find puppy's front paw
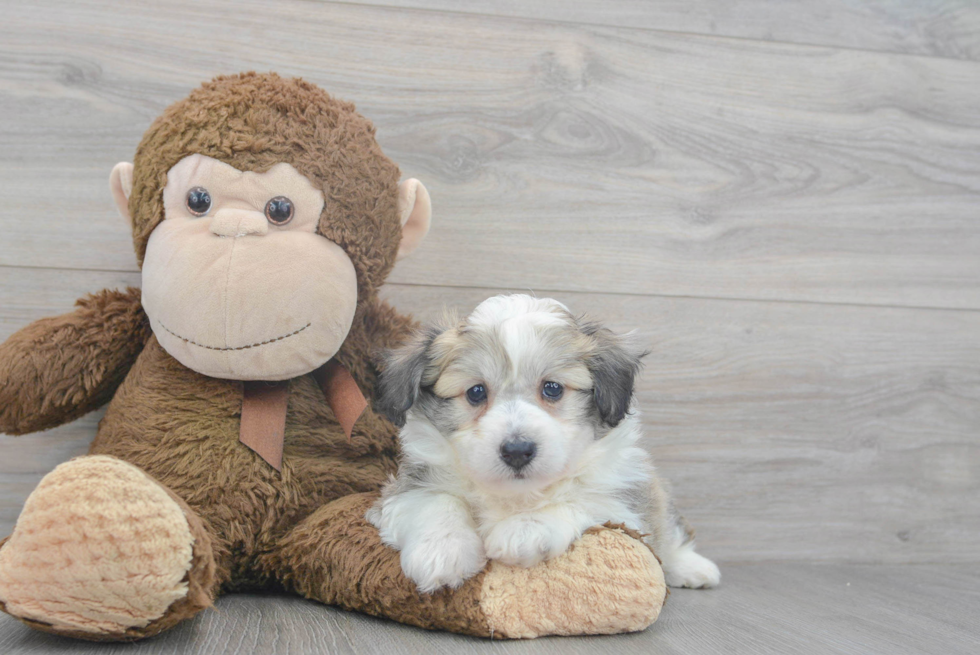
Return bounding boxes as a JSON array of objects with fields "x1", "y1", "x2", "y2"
[
  {"x1": 662, "y1": 546, "x2": 721, "y2": 589},
  {"x1": 483, "y1": 515, "x2": 576, "y2": 568},
  {"x1": 400, "y1": 529, "x2": 487, "y2": 594}
]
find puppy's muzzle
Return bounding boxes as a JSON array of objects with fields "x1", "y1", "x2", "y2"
[{"x1": 499, "y1": 439, "x2": 537, "y2": 471}]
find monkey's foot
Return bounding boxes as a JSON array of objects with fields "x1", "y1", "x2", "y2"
[
  {"x1": 477, "y1": 525, "x2": 667, "y2": 637},
  {"x1": 0, "y1": 455, "x2": 215, "y2": 641}
]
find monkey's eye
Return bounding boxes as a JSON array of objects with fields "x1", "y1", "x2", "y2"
[
  {"x1": 466, "y1": 384, "x2": 488, "y2": 405},
  {"x1": 542, "y1": 381, "x2": 564, "y2": 401},
  {"x1": 265, "y1": 196, "x2": 294, "y2": 225},
  {"x1": 186, "y1": 187, "x2": 212, "y2": 216}
]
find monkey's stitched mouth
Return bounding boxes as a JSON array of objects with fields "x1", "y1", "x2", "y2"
[{"x1": 157, "y1": 321, "x2": 312, "y2": 351}]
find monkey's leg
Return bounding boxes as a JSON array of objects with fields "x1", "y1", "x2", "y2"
[
  {"x1": 262, "y1": 493, "x2": 667, "y2": 638},
  {"x1": 0, "y1": 455, "x2": 218, "y2": 641}
]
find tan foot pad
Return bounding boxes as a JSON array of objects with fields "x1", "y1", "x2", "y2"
[
  {"x1": 0, "y1": 456, "x2": 195, "y2": 635},
  {"x1": 480, "y1": 526, "x2": 667, "y2": 638}
]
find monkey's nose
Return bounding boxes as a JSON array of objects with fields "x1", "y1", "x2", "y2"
[
  {"x1": 209, "y1": 209, "x2": 269, "y2": 237},
  {"x1": 499, "y1": 439, "x2": 537, "y2": 471}
]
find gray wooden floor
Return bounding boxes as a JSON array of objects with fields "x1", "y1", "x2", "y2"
[
  {"x1": 1, "y1": 1, "x2": 979, "y2": 653},
  {"x1": 2, "y1": 563, "x2": 978, "y2": 655}
]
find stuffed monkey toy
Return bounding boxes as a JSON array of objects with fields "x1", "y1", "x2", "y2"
[{"x1": 0, "y1": 73, "x2": 666, "y2": 641}]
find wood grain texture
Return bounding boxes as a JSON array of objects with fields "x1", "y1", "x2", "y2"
[
  {"x1": 2, "y1": 273, "x2": 978, "y2": 564},
  {"x1": 1, "y1": 1, "x2": 979, "y2": 307},
  {"x1": 0, "y1": 563, "x2": 976, "y2": 655},
  {"x1": 344, "y1": 0, "x2": 980, "y2": 62}
]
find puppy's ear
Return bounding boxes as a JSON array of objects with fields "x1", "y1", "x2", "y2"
[
  {"x1": 376, "y1": 326, "x2": 442, "y2": 427},
  {"x1": 582, "y1": 323, "x2": 647, "y2": 428}
]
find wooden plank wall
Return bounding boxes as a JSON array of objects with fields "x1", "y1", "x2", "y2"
[
  {"x1": 347, "y1": 0, "x2": 980, "y2": 60},
  {"x1": 1, "y1": 0, "x2": 978, "y2": 567}
]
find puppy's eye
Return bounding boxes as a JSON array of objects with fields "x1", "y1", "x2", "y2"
[
  {"x1": 186, "y1": 187, "x2": 212, "y2": 216},
  {"x1": 466, "y1": 384, "x2": 487, "y2": 405},
  {"x1": 542, "y1": 381, "x2": 564, "y2": 401},
  {"x1": 265, "y1": 196, "x2": 294, "y2": 225}
]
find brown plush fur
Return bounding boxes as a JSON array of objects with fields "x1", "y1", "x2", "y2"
[
  {"x1": 0, "y1": 73, "x2": 664, "y2": 641},
  {"x1": 0, "y1": 288, "x2": 150, "y2": 435},
  {"x1": 264, "y1": 493, "x2": 492, "y2": 637}
]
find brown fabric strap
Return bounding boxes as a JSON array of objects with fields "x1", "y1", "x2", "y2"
[
  {"x1": 239, "y1": 381, "x2": 290, "y2": 472},
  {"x1": 314, "y1": 360, "x2": 367, "y2": 443},
  {"x1": 238, "y1": 361, "x2": 365, "y2": 471}
]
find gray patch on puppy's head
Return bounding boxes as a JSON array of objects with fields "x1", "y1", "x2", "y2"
[
  {"x1": 579, "y1": 320, "x2": 648, "y2": 428},
  {"x1": 375, "y1": 325, "x2": 443, "y2": 427}
]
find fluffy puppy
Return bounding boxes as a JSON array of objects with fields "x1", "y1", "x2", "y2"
[{"x1": 367, "y1": 294, "x2": 720, "y2": 593}]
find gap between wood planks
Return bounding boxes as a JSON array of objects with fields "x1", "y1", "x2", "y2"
[{"x1": 2, "y1": 264, "x2": 979, "y2": 316}]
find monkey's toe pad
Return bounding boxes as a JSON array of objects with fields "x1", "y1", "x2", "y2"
[
  {"x1": 0, "y1": 456, "x2": 195, "y2": 637},
  {"x1": 480, "y1": 526, "x2": 667, "y2": 638}
]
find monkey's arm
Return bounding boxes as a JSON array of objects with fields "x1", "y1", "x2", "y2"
[{"x1": 0, "y1": 287, "x2": 151, "y2": 435}]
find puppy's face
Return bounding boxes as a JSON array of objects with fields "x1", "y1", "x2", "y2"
[{"x1": 378, "y1": 295, "x2": 644, "y2": 494}]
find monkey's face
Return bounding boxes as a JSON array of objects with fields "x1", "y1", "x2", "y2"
[
  {"x1": 139, "y1": 154, "x2": 359, "y2": 380},
  {"x1": 109, "y1": 75, "x2": 432, "y2": 381}
]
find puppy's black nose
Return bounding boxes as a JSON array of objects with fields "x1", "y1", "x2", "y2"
[{"x1": 499, "y1": 440, "x2": 537, "y2": 471}]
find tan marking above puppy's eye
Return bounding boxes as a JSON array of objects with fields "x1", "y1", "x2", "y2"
[
  {"x1": 186, "y1": 187, "x2": 212, "y2": 216},
  {"x1": 265, "y1": 196, "x2": 294, "y2": 225}
]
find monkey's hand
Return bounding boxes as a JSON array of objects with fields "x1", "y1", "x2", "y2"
[{"x1": 0, "y1": 288, "x2": 150, "y2": 435}]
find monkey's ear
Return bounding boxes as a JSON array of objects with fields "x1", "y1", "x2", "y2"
[
  {"x1": 396, "y1": 179, "x2": 431, "y2": 260},
  {"x1": 109, "y1": 162, "x2": 134, "y2": 227}
]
